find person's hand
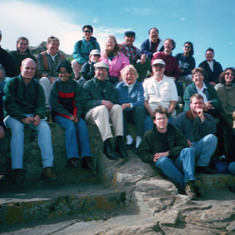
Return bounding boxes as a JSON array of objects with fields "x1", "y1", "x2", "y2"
[
  {"x1": 187, "y1": 139, "x2": 193, "y2": 147},
  {"x1": 102, "y1": 100, "x2": 114, "y2": 110},
  {"x1": 210, "y1": 82, "x2": 216, "y2": 87},
  {"x1": 140, "y1": 54, "x2": 146, "y2": 64},
  {"x1": 153, "y1": 151, "x2": 169, "y2": 162},
  {"x1": 121, "y1": 103, "x2": 131, "y2": 110},
  {"x1": 33, "y1": 115, "x2": 40, "y2": 126},
  {"x1": 196, "y1": 107, "x2": 205, "y2": 122},
  {"x1": 21, "y1": 116, "x2": 34, "y2": 124}
]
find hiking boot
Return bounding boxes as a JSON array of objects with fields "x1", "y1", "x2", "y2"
[
  {"x1": 42, "y1": 167, "x2": 57, "y2": 181},
  {"x1": 68, "y1": 157, "x2": 80, "y2": 168},
  {"x1": 12, "y1": 169, "x2": 24, "y2": 184},
  {"x1": 185, "y1": 181, "x2": 197, "y2": 200},
  {"x1": 81, "y1": 156, "x2": 95, "y2": 171}
]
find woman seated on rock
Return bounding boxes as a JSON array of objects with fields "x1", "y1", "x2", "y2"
[
  {"x1": 215, "y1": 67, "x2": 235, "y2": 116},
  {"x1": 184, "y1": 67, "x2": 232, "y2": 157},
  {"x1": 116, "y1": 65, "x2": 146, "y2": 151},
  {"x1": 100, "y1": 35, "x2": 130, "y2": 86},
  {"x1": 175, "y1": 41, "x2": 195, "y2": 87},
  {"x1": 10, "y1": 37, "x2": 36, "y2": 75},
  {"x1": 49, "y1": 60, "x2": 94, "y2": 170}
]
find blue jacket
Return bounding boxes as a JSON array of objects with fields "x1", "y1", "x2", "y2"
[
  {"x1": 116, "y1": 81, "x2": 144, "y2": 110},
  {"x1": 73, "y1": 36, "x2": 100, "y2": 64}
]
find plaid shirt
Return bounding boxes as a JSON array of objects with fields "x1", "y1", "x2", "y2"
[{"x1": 119, "y1": 43, "x2": 143, "y2": 64}]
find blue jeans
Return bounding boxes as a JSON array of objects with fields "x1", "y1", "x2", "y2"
[
  {"x1": 155, "y1": 148, "x2": 195, "y2": 189},
  {"x1": 4, "y1": 115, "x2": 54, "y2": 169},
  {"x1": 53, "y1": 115, "x2": 92, "y2": 159},
  {"x1": 228, "y1": 162, "x2": 235, "y2": 175},
  {"x1": 191, "y1": 134, "x2": 217, "y2": 166}
]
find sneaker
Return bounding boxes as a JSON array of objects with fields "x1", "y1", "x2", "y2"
[
  {"x1": 12, "y1": 169, "x2": 24, "y2": 184},
  {"x1": 185, "y1": 181, "x2": 197, "y2": 200},
  {"x1": 42, "y1": 167, "x2": 57, "y2": 181},
  {"x1": 68, "y1": 157, "x2": 80, "y2": 168}
]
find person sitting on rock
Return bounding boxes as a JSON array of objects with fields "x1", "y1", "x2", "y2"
[
  {"x1": 82, "y1": 61, "x2": 127, "y2": 160},
  {"x1": 173, "y1": 94, "x2": 217, "y2": 174},
  {"x1": 37, "y1": 36, "x2": 66, "y2": 107},
  {"x1": 4, "y1": 58, "x2": 57, "y2": 184},
  {"x1": 10, "y1": 36, "x2": 36, "y2": 75},
  {"x1": 72, "y1": 25, "x2": 100, "y2": 80},
  {"x1": 49, "y1": 60, "x2": 94, "y2": 170},
  {"x1": 138, "y1": 106, "x2": 198, "y2": 200},
  {"x1": 119, "y1": 31, "x2": 151, "y2": 82},
  {"x1": 79, "y1": 49, "x2": 101, "y2": 86},
  {"x1": 116, "y1": 65, "x2": 146, "y2": 151}
]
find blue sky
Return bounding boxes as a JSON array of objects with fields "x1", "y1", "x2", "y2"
[{"x1": 0, "y1": 0, "x2": 235, "y2": 68}]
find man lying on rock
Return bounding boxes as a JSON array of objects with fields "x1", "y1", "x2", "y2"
[{"x1": 137, "y1": 106, "x2": 198, "y2": 200}]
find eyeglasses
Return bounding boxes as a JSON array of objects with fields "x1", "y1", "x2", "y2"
[
  {"x1": 225, "y1": 72, "x2": 234, "y2": 76},
  {"x1": 193, "y1": 74, "x2": 203, "y2": 78},
  {"x1": 59, "y1": 71, "x2": 69, "y2": 75},
  {"x1": 84, "y1": 30, "x2": 92, "y2": 33},
  {"x1": 156, "y1": 117, "x2": 167, "y2": 121},
  {"x1": 184, "y1": 45, "x2": 191, "y2": 49},
  {"x1": 153, "y1": 65, "x2": 165, "y2": 68}
]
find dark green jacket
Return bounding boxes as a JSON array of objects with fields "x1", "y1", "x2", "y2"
[
  {"x1": 137, "y1": 124, "x2": 189, "y2": 164},
  {"x1": 82, "y1": 77, "x2": 118, "y2": 115},
  {"x1": 4, "y1": 75, "x2": 46, "y2": 121}
]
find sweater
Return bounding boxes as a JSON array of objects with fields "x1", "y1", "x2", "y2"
[
  {"x1": 175, "y1": 53, "x2": 196, "y2": 76},
  {"x1": 82, "y1": 77, "x2": 118, "y2": 115},
  {"x1": 137, "y1": 124, "x2": 189, "y2": 163},
  {"x1": 73, "y1": 36, "x2": 100, "y2": 65},
  {"x1": 173, "y1": 110, "x2": 216, "y2": 142},
  {"x1": 49, "y1": 78, "x2": 82, "y2": 119},
  {"x1": 4, "y1": 75, "x2": 46, "y2": 120}
]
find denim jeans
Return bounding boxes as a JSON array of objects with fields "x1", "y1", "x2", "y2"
[
  {"x1": 155, "y1": 148, "x2": 195, "y2": 189},
  {"x1": 228, "y1": 162, "x2": 235, "y2": 175},
  {"x1": 53, "y1": 115, "x2": 92, "y2": 159},
  {"x1": 4, "y1": 115, "x2": 54, "y2": 169},
  {"x1": 191, "y1": 134, "x2": 217, "y2": 166}
]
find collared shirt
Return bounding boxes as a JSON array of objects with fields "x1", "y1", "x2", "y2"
[
  {"x1": 119, "y1": 43, "x2": 143, "y2": 64},
  {"x1": 195, "y1": 82, "x2": 209, "y2": 102},
  {"x1": 207, "y1": 61, "x2": 214, "y2": 71}
]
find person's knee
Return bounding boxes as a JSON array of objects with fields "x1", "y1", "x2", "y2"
[
  {"x1": 205, "y1": 134, "x2": 218, "y2": 145},
  {"x1": 228, "y1": 162, "x2": 235, "y2": 175},
  {"x1": 155, "y1": 156, "x2": 171, "y2": 169}
]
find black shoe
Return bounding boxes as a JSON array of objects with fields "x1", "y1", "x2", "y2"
[
  {"x1": 103, "y1": 145, "x2": 119, "y2": 160},
  {"x1": 125, "y1": 141, "x2": 135, "y2": 151},
  {"x1": 12, "y1": 169, "x2": 24, "y2": 184},
  {"x1": 82, "y1": 156, "x2": 95, "y2": 171},
  {"x1": 185, "y1": 181, "x2": 197, "y2": 200},
  {"x1": 196, "y1": 166, "x2": 216, "y2": 174},
  {"x1": 68, "y1": 157, "x2": 80, "y2": 168},
  {"x1": 42, "y1": 167, "x2": 57, "y2": 181},
  {"x1": 115, "y1": 145, "x2": 128, "y2": 158}
]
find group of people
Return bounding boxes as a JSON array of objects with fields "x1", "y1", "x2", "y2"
[{"x1": 0, "y1": 25, "x2": 235, "y2": 200}]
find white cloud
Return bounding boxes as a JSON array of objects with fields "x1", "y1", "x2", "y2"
[
  {"x1": 93, "y1": 18, "x2": 98, "y2": 24},
  {"x1": 0, "y1": 1, "x2": 129, "y2": 54},
  {"x1": 180, "y1": 17, "x2": 187, "y2": 21}
]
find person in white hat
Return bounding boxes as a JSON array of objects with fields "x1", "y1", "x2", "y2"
[
  {"x1": 82, "y1": 62, "x2": 127, "y2": 160},
  {"x1": 143, "y1": 59, "x2": 178, "y2": 131}
]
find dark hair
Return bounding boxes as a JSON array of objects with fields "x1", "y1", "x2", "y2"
[
  {"x1": 16, "y1": 36, "x2": 30, "y2": 53},
  {"x1": 148, "y1": 27, "x2": 159, "y2": 34},
  {"x1": 192, "y1": 67, "x2": 205, "y2": 77},
  {"x1": 219, "y1": 67, "x2": 235, "y2": 84},
  {"x1": 206, "y1": 47, "x2": 214, "y2": 54},
  {"x1": 57, "y1": 60, "x2": 72, "y2": 74},
  {"x1": 184, "y1": 41, "x2": 194, "y2": 56},
  {"x1": 190, "y1": 93, "x2": 204, "y2": 103},
  {"x1": 152, "y1": 106, "x2": 170, "y2": 120},
  {"x1": 82, "y1": 25, "x2": 93, "y2": 32},
  {"x1": 47, "y1": 36, "x2": 59, "y2": 44},
  {"x1": 164, "y1": 38, "x2": 176, "y2": 50}
]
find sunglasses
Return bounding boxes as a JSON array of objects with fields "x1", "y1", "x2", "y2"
[
  {"x1": 153, "y1": 64, "x2": 165, "y2": 68},
  {"x1": 225, "y1": 72, "x2": 234, "y2": 76},
  {"x1": 84, "y1": 30, "x2": 92, "y2": 33},
  {"x1": 184, "y1": 46, "x2": 191, "y2": 49}
]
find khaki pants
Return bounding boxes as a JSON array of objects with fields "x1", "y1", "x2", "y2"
[{"x1": 85, "y1": 104, "x2": 123, "y2": 142}]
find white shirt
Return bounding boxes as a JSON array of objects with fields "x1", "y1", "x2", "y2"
[
  {"x1": 207, "y1": 61, "x2": 214, "y2": 72},
  {"x1": 143, "y1": 75, "x2": 178, "y2": 116},
  {"x1": 196, "y1": 82, "x2": 208, "y2": 102}
]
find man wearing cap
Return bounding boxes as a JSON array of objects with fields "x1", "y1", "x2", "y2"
[
  {"x1": 79, "y1": 49, "x2": 101, "y2": 86},
  {"x1": 0, "y1": 30, "x2": 17, "y2": 77},
  {"x1": 82, "y1": 62, "x2": 127, "y2": 160},
  {"x1": 143, "y1": 59, "x2": 178, "y2": 131},
  {"x1": 119, "y1": 31, "x2": 151, "y2": 82},
  {"x1": 72, "y1": 25, "x2": 100, "y2": 80}
]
